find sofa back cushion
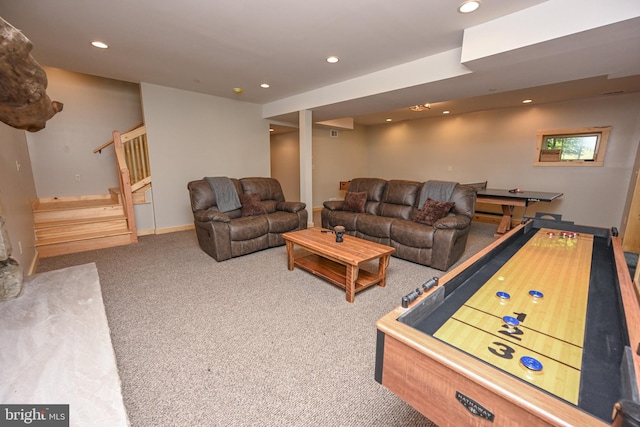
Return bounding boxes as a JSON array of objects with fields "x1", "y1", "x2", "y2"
[
  {"x1": 347, "y1": 178, "x2": 387, "y2": 215},
  {"x1": 379, "y1": 180, "x2": 421, "y2": 220},
  {"x1": 240, "y1": 177, "x2": 285, "y2": 214},
  {"x1": 450, "y1": 184, "x2": 476, "y2": 219},
  {"x1": 188, "y1": 178, "x2": 242, "y2": 213}
]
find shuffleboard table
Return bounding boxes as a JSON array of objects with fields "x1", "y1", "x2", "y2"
[{"x1": 375, "y1": 217, "x2": 640, "y2": 426}]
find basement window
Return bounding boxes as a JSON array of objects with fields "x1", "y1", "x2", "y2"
[{"x1": 533, "y1": 126, "x2": 611, "y2": 167}]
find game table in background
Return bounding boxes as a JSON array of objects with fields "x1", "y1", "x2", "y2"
[
  {"x1": 476, "y1": 188, "x2": 563, "y2": 237},
  {"x1": 375, "y1": 217, "x2": 640, "y2": 426}
]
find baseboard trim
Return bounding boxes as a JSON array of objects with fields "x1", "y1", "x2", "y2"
[
  {"x1": 27, "y1": 251, "x2": 39, "y2": 276},
  {"x1": 154, "y1": 224, "x2": 195, "y2": 235}
]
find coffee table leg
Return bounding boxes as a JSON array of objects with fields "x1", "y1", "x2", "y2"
[
  {"x1": 285, "y1": 241, "x2": 294, "y2": 271},
  {"x1": 345, "y1": 265, "x2": 358, "y2": 303},
  {"x1": 377, "y1": 255, "x2": 390, "y2": 287}
]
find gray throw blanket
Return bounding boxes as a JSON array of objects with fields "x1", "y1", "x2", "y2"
[
  {"x1": 418, "y1": 180, "x2": 458, "y2": 209},
  {"x1": 204, "y1": 176, "x2": 242, "y2": 213}
]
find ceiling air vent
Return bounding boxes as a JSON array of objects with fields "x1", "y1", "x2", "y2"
[{"x1": 603, "y1": 90, "x2": 625, "y2": 96}]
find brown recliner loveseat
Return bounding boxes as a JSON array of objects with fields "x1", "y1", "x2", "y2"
[
  {"x1": 187, "y1": 177, "x2": 307, "y2": 261},
  {"x1": 321, "y1": 178, "x2": 476, "y2": 270}
]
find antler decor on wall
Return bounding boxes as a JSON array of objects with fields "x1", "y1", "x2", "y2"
[{"x1": 0, "y1": 16, "x2": 63, "y2": 132}]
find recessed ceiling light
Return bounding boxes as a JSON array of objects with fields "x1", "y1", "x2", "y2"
[
  {"x1": 409, "y1": 103, "x2": 431, "y2": 112},
  {"x1": 260, "y1": 83, "x2": 270, "y2": 88},
  {"x1": 458, "y1": 1, "x2": 481, "y2": 13},
  {"x1": 326, "y1": 56, "x2": 339, "y2": 64},
  {"x1": 385, "y1": 118, "x2": 392, "y2": 122},
  {"x1": 443, "y1": 111, "x2": 451, "y2": 115},
  {"x1": 522, "y1": 99, "x2": 533, "y2": 104},
  {"x1": 91, "y1": 41, "x2": 109, "y2": 49}
]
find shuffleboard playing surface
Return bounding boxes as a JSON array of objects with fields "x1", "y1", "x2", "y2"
[{"x1": 433, "y1": 228, "x2": 593, "y2": 404}]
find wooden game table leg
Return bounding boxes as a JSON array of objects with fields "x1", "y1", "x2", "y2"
[
  {"x1": 345, "y1": 264, "x2": 359, "y2": 303},
  {"x1": 496, "y1": 204, "x2": 515, "y2": 236}
]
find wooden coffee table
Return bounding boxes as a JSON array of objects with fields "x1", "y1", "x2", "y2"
[{"x1": 282, "y1": 228, "x2": 395, "y2": 303}]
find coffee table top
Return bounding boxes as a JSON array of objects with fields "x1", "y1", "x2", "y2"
[{"x1": 283, "y1": 228, "x2": 395, "y2": 265}]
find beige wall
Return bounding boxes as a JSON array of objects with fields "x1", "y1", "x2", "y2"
[
  {"x1": 140, "y1": 83, "x2": 271, "y2": 230},
  {"x1": 364, "y1": 93, "x2": 640, "y2": 229},
  {"x1": 270, "y1": 131, "x2": 300, "y2": 201},
  {"x1": 26, "y1": 67, "x2": 143, "y2": 197},
  {"x1": 312, "y1": 125, "x2": 369, "y2": 205},
  {"x1": 270, "y1": 125, "x2": 369, "y2": 208},
  {"x1": 0, "y1": 123, "x2": 38, "y2": 272},
  {"x1": 275, "y1": 94, "x2": 640, "y2": 230}
]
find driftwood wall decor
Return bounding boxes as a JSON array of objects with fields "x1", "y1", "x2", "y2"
[{"x1": 0, "y1": 16, "x2": 62, "y2": 132}]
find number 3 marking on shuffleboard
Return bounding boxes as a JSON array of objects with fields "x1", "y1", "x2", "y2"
[{"x1": 488, "y1": 342, "x2": 516, "y2": 359}]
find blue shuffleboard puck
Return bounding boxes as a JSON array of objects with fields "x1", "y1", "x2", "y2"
[
  {"x1": 520, "y1": 356, "x2": 543, "y2": 373},
  {"x1": 529, "y1": 290, "x2": 544, "y2": 299},
  {"x1": 502, "y1": 315, "x2": 520, "y2": 328},
  {"x1": 496, "y1": 291, "x2": 510, "y2": 300}
]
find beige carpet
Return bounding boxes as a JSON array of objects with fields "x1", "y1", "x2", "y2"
[{"x1": 36, "y1": 222, "x2": 497, "y2": 427}]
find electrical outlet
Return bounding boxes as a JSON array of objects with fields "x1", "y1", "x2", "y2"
[
  {"x1": 18, "y1": 241, "x2": 23, "y2": 255},
  {"x1": 75, "y1": 174, "x2": 81, "y2": 181},
  {"x1": 15, "y1": 160, "x2": 21, "y2": 171}
]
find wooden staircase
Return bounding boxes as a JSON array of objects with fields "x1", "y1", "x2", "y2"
[
  {"x1": 33, "y1": 194, "x2": 136, "y2": 258},
  {"x1": 33, "y1": 124, "x2": 150, "y2": 258}
]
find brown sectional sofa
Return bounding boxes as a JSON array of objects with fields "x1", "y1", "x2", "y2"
[
  {"x1": 187, "y1": 177, "x2": 307, "y2": 261},
  {"x1": 321, "y1": 178, "x2": 476, "y2": 270}
]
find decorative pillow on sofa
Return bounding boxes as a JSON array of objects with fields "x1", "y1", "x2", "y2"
[
  {"x1": 239, "y1": 193, "x2": 267, "y2": 217},
  {"x1": 343, "y1": 191, "x2": 367, "y2": 213},
  {"x1": 415, "y1": 198, "x2": 455, "y2": 225}
]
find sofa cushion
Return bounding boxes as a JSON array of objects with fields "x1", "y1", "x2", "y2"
[
  {"x1": 229, "y1": 216, "x2": 269, "y2": 241},
  {"x1": 343, "y1": 191, "x2": 367, "y2": 213},
  {"x1": 379, "y1": 180, "x2": 420, "y2": 220},
  {"x1": 390, "y1": 219, "x2": 435, "y2": 249},
  {"x1": 240, "y1": 193, "x2": 267, "y2": 217},
  {"x1": 266, "y1": 211, "x2": 301, "y2": 234},
  {"x1": 357, "y1": 214, "x2": 393, "y2": 239},
  {"x1": 415, "y1": 198, "x2": 455, "y2": 225}
]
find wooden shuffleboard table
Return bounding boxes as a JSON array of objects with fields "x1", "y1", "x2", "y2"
[{"x1": 375, "y1": 218, "x2": 640, "y2": 426}]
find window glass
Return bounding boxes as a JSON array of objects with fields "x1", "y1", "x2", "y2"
[{"x1": 534, "y1": 127, "x2": 610, "y2": 167}]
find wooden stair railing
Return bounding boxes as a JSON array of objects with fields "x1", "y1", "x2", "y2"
[
  {"x1": 120, "y1": 126, "x2": 150, "y2": 186},
  {"x1": 113, "y1": 130, "x2": 138, "y2": 243}
]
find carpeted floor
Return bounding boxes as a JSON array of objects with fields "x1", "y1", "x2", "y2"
[{"x1": 36, "y1": 222, "x2": 497, "y2": 427}]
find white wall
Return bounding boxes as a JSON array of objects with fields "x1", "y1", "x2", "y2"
[
  {"x1": 364, "y1": 93, "x2": 640, "y2": 229},
  {"x1": 140, "y1": 83, "x2": 271, "y2": 230},
  {"x1": 26, "y1": 68, "x2": 143, "y2": 197},
  {"x1": 0, "y1": 123, "x2": 38, "y2": 271}
]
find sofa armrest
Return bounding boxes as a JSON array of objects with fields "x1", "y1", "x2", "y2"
[
  {"x1": 277, "y1": 201, "x2": 306, "y2": 213},
  {"x1": 194, "y1": 208, "x2": 231, "y2": 223},
  {"x1": 323, "y1": 200, "x2": 344, "y2": 211},
  {"x1": 434, "y1": 215, "x2": 470, "y2": 230}
]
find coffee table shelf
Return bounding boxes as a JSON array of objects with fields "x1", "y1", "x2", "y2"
[
  {"x1": 295, "y1": 254, "x2": 383, "y2": 293},
  {"x1": 283, "y1": 228, "x2": 395, "y2": 302}
]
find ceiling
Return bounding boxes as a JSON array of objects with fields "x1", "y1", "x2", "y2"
[{"x1": 1, "y1": 0, "x2": 640, "y2": 129}]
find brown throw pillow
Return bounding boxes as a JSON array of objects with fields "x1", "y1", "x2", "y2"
[
  {"x1": 415, "y1": 198, "x2": 455, "y2": 225},
  {"x1": 239, "y1": 193, "x2": 266, "y2": 217},
  {"x1": 342, "y1": 191, "x2": 367, "y2": 213}
]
